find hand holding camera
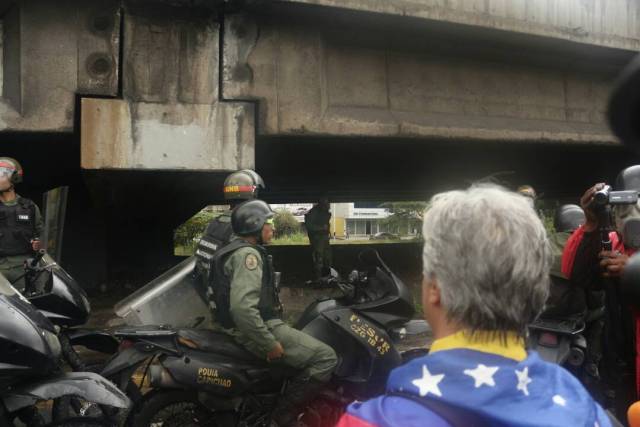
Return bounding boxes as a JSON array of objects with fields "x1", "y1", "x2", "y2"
[{"x1": 580, "y1": 183, "x2": 607, "y2": 232}]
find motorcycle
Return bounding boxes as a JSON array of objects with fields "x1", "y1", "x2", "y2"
[
  {"x1": 101, "y1": 249, "x2": 429, "y2": 427},
  {"x1": 527, "y1": 275, "x2": 596, "y2": 366},
  {"x1": 18, "y1": 251, "x2": 119, "y2": 366},
  {"x1": 527, "y1": 273, "x2": 609, "y2": 412},
  {"x1": 13, "y1": 250, "x2": 121, "y2": 421},
  {"x1": 0, "y1": 271, "x2": 130, "y2": 426}
]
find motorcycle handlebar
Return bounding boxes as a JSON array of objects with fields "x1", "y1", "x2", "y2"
[{"x1": 29, "y1": 249, "x2": 46, "y2": 268}]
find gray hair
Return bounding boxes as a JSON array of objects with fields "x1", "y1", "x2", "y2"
[{"x1": 422, "y1": 184, "x2": 551, "y2": 337}]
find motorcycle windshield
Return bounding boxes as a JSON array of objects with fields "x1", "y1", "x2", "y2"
[
  {"x1": 42, "y1": 253, "x2": 91, "y2": 317},
  {"x1": 353, "y1": 249, "x2": 415, "y2": 326},
  {"x1": 0, "y1": 272, "x2": 18, "y2": 296},
  {"x1": 0, "y1": 273, "x2": 56, "y2": 333},
  {"x1": 113, "y1": 256, "x2": 213, "y2": 328}
]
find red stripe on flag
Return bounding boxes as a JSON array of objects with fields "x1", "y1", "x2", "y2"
[{"x1": 335, "y1": 413, "x2": 378, "y2": 427}]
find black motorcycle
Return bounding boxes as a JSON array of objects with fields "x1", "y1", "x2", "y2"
[
  {"x1": 527, "y1": 274, "x2": 607, "y2": 390},
  {"x1": 0, "y1": 272, "x2": 130, "y2": 426},
  {"x1": 14, "y1": 250, "x2": 120, "y2": 421},
  {"x1": 101, "y1": 249, "x2": 428, "y2": 427},
  {"x1": 19, "y1": 251, "x2": 119, "y2": 367}
]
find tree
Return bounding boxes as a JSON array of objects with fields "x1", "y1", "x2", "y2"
[
  {"x1": 380, "y1": 202, "x2": 428, "y2": 236},
  {"x1": 174, "y1": 210, "x2": 218, "y2": 249},
  {"x1": 274, "y1": 209, "x2": 301, "y2": 237}
]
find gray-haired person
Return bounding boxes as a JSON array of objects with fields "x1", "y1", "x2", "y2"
[{"x1": 338, "y1": 184, "x2": 612, "y2": 427}]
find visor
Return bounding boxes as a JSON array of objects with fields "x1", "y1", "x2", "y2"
[
  {"x1": 0, "y1": 167, "x2": 14, "y2": 178},
  {"x1": 265, "y1": 218, "x2": 276, "y2": 230}
]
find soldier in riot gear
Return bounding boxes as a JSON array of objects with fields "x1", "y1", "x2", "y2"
[
  {"x1": 551, "y1": 204, "x2": 585, "y2": 277},
  {"x1": 0, "y1": 157, "x2": 43, "y2": 290},
  {"x1": 195, "y1": 169, "x2": 265, "y2": 287},
  {"x1": 207, "y1": 200, "x2": 337, "y2": 427}
]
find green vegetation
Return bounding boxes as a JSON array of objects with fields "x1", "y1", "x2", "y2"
[
  {"x1": 174, "y1": 210, "x2": 219, "y2": 255},
  {"x1": 174, "y1": 204, "x2": 425, "y2": 256},
  {"x1": 270, "y1": 232, "x2": 310, "y2": 246},
  {"x1": 273, "y1": 209, "x2": 301, "y2": 237},
  {"x1": 380, "y1": 201, "x2": 427, "y2": 236}
]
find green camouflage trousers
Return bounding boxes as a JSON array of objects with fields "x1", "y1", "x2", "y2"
[{"x1": 234, "y1": 319, "x2": 337, "y2": 382}]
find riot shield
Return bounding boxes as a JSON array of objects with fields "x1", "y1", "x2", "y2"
[
  {"x1": 113, "y1": 256, "x2": 213, "y2": 328},
  {"x1": 41, "y1": 186, "x2": 69, "y2": 263}
]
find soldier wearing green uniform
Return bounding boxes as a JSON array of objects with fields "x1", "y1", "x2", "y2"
[
  {"x1": 0, "y1": 158, "x2": 43, "y2": 291},
  {"x1": 304, "y1": 198, "x2": 332, "y2": 280},
  {"x1": 208, "y1": 200, "x2": 337, "y2": 427},
  {"x1": 550, "y1": 205, "x2": 585, "y2": 277},
  {"x1": 195, "y1": 170, "x2": 265, "y2": 289}
]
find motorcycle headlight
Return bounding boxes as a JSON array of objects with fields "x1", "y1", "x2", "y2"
[{"x1": 43, "y1": 330, "x2": 62, "y2": 360}]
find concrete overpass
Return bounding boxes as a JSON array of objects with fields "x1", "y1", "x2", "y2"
[{"x1": 0, "y1": 0, "x2": 638, "y2": 286}]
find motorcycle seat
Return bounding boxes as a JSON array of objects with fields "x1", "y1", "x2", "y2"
[{"x1": 176, "y1": 329, "x2": 263, "y2": 362}]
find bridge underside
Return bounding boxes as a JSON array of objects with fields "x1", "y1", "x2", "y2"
[
  {"x1": 2, "y1": 0, "x2": 640, "y2": 288},
  {"x1": 2, "y1": 133, "x2": 636, "y2": 289}
]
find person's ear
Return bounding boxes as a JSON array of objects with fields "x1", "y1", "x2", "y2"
[{"x1": 422, "y1": 274, "x2": 441, "y2": 307}]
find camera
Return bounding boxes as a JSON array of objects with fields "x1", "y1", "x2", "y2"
[{"x1": 593, "y1": 185, "x2": 638, "y2": 206}]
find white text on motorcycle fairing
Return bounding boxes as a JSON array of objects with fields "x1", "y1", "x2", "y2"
[
  {"x1": 349, "y1": 314, "x2": 391, "y2": 355},
  {"x1": 197, "y1": 367, "x2": 232, "y2": 388}
]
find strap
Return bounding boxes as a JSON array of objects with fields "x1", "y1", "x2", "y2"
[
  {"x1": 212, "y1": 239, "x2": 253, "y2": 263},
  {"x1": 387, "y1": 391, "x2": 488, "y2": 427}
]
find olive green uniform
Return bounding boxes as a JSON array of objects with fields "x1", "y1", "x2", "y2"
[
  {"x1": 0, "y1": 196, "x2": 43, "y2": 289},
  {"x1": 550, "y1": 231, "x2": 571, "y2": 278},
  {"x1": 543, "y1": 231, "x2": 585, "y2": 316},
  {"x1": 305, "y1": 206, "x2": 332, "y2": 280},
  {"x1": 221, "y1": 246, "x2": 337, "y2": 382}
]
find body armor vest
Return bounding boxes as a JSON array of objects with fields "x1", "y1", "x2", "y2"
[
  {"x1": 207, "y1": 239, "x2": 281, "y2": 329},
  {"x1": 0, "y1": 198, "x2": 36, "y2": 257},
  {"x1": 195, "y1": 212, "x2": 233, "y2": 283}
]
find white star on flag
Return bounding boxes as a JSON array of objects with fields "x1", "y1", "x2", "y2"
[
  {"x1": 515, "y1": 367, "x2": 532, "y2": 396},
  {"x1": 463, "y1": 364, "x2": 499, "y2": 388},
  {"x1": 553, "y1": 395, "x2": 567, "y2": 407},
  {"x1": 412, "y1": 365, "x2": 445, "y2": 397}
]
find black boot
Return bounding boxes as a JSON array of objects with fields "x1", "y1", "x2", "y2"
[{"x1": 271, "y1": 378, "x2": 325, "y2": 427}]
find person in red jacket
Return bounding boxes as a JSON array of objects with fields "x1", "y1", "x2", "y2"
[{"x1": 562, "y1": 165, "x2": 640, "y2": 416}]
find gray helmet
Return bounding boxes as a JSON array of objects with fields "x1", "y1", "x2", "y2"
[
  {"x1": 0, "y1": 157, "x2": 23, "y2": 184},
  {"x1": 223, "y1": 169, "x2": 265, "y2": 201},
  {"x1": 554, "y1": 204, "x2": 585, "y2": 233},
  {"x1": 615, "y1": 165, "x2": 640, "y2": 191},
  {"x1": 232, "y1": 199, "x2": 274, "y2": 236}
]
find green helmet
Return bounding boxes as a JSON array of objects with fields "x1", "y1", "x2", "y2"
[
  {"x1": 0, "y1": 157, "x2": 23, "y2": 184},
  {"x1": 223, "y1": 169, "x2": 265, "y2": 202},
  {"x1": 232, "y1": 200, "x2": 274, "y2": 236}
]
